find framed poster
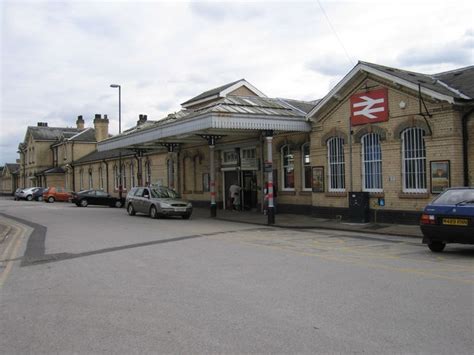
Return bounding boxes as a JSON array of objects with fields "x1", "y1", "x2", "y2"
[
  {"x1": 312, "y1": 166, "x2": 324, "y2": 192},
  {"x1": 202, "y1": 173, "x2": 210, "y2": 192},
  {"x1": 430, "y1": 160, "x2": 450, "y2": 194}
]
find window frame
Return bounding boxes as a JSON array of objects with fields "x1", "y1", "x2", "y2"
[
  {"x1": 401, "y1": 127, "x2": 427, "y2": 193},
  {"x1": 361, "y1": 133, "x2": 383, "y2": 193},
  {"x1": 301, "y1": 143, "x2": 311, "y2": 191},
  {"x1": 281, "y1": 144, "x2": 295, "y2": 191},
  {"x1": 327, "y1": 137, "x2": 345, "y2": 192}
]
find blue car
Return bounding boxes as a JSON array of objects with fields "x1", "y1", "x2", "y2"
[{"x1": 420, "y1": 187, "x2": 474, "y2": 252}]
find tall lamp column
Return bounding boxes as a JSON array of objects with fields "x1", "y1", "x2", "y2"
[{"x1": 110, "y1": 84, "x2": 122, "y2": 199}]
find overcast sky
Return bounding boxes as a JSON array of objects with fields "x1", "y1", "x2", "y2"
[{"x1": 1, "y1": 0, "x2": 473, "y2": 164}]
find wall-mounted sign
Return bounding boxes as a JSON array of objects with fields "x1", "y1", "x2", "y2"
[
  {"x1": 430, "y1": 160, "x2": 450, "y2": 194},
  {"x1": 312, "y1": 166, "x2": 324, "y2": 192},
  {"x1": 350, "y1": 88, "x2": 389, "y2": 126}
]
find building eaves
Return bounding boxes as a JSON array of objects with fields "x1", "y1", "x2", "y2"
[{"x1": 74, "y1": 148, "x2": 136, "y2": 165}]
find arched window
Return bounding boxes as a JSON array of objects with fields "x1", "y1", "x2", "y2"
[
  {"x1": 79, "y1": 168, "x2": 84, "y2": 190},
  {"x1": 122, "y1": 163, "x2": 127, "y2": 190},
  {"x1": 361, "y1": 133, "x2": 383, "y2": 192},
  {"x1": 88, "y1": 168, "x2": 93, "y2": 189},
  {"x1": 144, "y1": 160, "x2": 151, "y2": 186},
  {"x1": 130, "y1": 162, "x2": 135, "y2": 188},
  {"x1": 301, "y1": 143, "x2": 311, "y2": 191},
  {"x1": 402, "y1": 127, "x2": 426, "y2": 193},
  {"x1": 327, "y1": 137, "x2": 345, "y2": 192},
  {"x1": 99, "y1": 166, "x2": 104, "y2": 189},
  {"x1": 114, "y1": 165, "x2": 119, "y2": 190},
  {"x1": 281, "y1": 145, "x2": 294, "y2": 190}
]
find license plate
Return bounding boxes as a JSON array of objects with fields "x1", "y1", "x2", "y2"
[
  {"x1": 442, "y1": 218, "x2": 468, "y2": 226},
  {"x1": 175, "y1": 207, "x2": 187, "y2": 212}
]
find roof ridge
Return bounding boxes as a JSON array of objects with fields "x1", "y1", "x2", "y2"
[{"x1": 434, "y1": 65, "x2": 474, "y2": 76}]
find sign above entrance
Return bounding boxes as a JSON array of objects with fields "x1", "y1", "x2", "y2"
[{"x1": 350, "y1": 88, "x2": 388, "y2": 126}]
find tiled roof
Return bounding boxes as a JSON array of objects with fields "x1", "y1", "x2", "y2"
[
  {"x1": 28, "y1": 126, "x2": 82, "y2": 141},
  {"x1": 181, "y1": 79, "x2": 244, "y2": 106},
  {"x1": 434, "y1": 66, "x2": 474, "y2": 99},
  {"x1": 279, "y1": 98, "x2": 319, "y2": 114},
  {"x1": 361, "y1": 61, "x2": 473, "y2": 99},
  {"x1": 74, "y1": 148, "x2": 136, "y2": 165}
]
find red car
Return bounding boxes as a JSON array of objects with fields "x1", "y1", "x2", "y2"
[{"x1": 43, "y1": 187, "x2": 72, "y2": 203}]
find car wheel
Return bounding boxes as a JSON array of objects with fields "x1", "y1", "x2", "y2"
[
  {"x1": 80, "y1": 199, "x2": 88, "y2": 207},
  {"x1": 48, "y1": 196, "x2": 55, "y2": 203},
  {"x1": 26, "y1": 195, "x2": 33, "y2": 201},
  {"x1": 150, "y1": 205, "x2": 159, "y2": 219},
  {"x1": 428, "y1": 241, "x2": 446, "y2": 253},
  {"x1": 114, "y1": 200, "x2": 123, "y2": 208},
  {"x1": 37, "y1": 196, "x2": 43, "y2": 202},
  {"x1": 127, "y1": 203, "x2": 136, "y2": 216},
  {"x1": 182, "y1": 213, "x2": 191, "y2": 220}
]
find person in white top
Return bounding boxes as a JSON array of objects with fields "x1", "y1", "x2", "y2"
[{"x1": 229, "y1": 183, "x2": 241, "y2": 211}]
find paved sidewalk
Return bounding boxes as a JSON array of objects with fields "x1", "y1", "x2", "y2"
[{"x1": 193, "y1": 208, "x2": 423, "y2": 238}]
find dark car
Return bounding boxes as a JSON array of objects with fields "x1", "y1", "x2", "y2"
[
  {"x1": 32, "y1": 187, "x2": 47, "y2": 201},
  {"x1": 125, "y1": 186, "x2": 192, "y2": 219},
  {"x1": 420, "y1": 187, "x2": 474, "y2": 252},
  {"x1": 71, "y1": 189, "x2": 124, "y2": 208}
]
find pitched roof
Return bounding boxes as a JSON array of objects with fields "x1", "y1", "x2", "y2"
[
  {"x1": 308, "y1": 61, "x2": 474, "y2": 119},
  {"x1": 181, "y1": 79, "x2": 266, "y2": 107},
  {"x1": 181, "y1": 79, "x2": 244, "y2": 106},
  {"x1": 27, "y1": 126, "x2": 82, "y2": 141},
  {"x1": 361, "y1": 61, "x2": 472, "y2": 99},
  {"x1": 5, "y1": 163, "x2": 20, "y2": 173},
  {"x1": 279, "y1": 98, "x2": 319, "y2": 114},
  {"x1": 434, "y1": 66, "x2": 474, "y2": 99},
  {"x1": 68, "y1": 128, "x2": 97, "y2": 142},
  {"x1": 74, "y1": 148, "x2": 136, "y2": 165}
]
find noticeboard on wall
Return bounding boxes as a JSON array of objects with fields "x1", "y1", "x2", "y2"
[
  {"x1": 430, "y1": 160, "x2": 450, "y2": 194},
  {"x1": 312, "y1": 166, "x2": 324, "y2": 192}
]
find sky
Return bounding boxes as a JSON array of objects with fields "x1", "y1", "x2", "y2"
[{"x1": 1, "y1": 0, "x2": 473, "y2": 164}]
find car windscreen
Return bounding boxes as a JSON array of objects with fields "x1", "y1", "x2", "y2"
[
  {"x1": 150, "y1": 188, "x2": 180, "y2": 199},
  {"x1": 432, "y1": 189, "x2": 474, "y2": 205}
]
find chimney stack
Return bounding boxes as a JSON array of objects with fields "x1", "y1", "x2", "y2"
[
  {"x1": 76, "y1": 115, "x2": 85, "y2": 130},
  {"x1": 93, "y1": 114, "x2": 109, "y2": 142},
  {"x1": 137, "y1": 114, "x2": 148, "y2": 126},
  {"x1": 37, "y1": 122, "x2": 48, "y2": 127}
]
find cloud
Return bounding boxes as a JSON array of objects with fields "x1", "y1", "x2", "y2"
[
  {"x1": 305, "y1": 56, "x2": 354, "y2": 76},
  {"x1": 189, "y1": 2, "x2": 263, "y2": 21},
  {"x1": 397, "y1": 29, "x2": 473, "y2": 67}
]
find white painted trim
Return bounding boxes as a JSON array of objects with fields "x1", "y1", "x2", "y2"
[
  {"x1": 221, "y1": 80, "x2": 267, "y2": 98},
  {"x1": 98, "y1": 113, "x2": 310, "y2": 152},
  {"x1": 307, "y1": 63, "x2": 459, "y2": 119},
  {"x1": 68, "y1": 127, "x2": 93, "y2": 141}
]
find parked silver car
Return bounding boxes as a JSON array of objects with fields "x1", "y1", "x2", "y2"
[
  {"x1": 17, "y1": 187, "x2": 41, "y2": 201},
  {"x1": 125, "y1": 186, "x2": 193, "y2": 219}
]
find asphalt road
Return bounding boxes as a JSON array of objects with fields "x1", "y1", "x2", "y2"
[{"x1": 0, "y1": 197, "x2": 473, "y2": 354}]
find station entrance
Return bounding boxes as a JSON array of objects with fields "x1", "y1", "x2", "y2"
[{"x1": 223, "y1": 169, "x2": 258, "y2": 211}]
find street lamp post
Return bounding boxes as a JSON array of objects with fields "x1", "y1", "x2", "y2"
[{"x1": 110, "y1": 84, "x2": 122, "y2": 199}]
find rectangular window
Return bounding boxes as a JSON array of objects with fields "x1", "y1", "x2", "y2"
[
  {"x1": 281, "y1": 145, "x2": 295, "y2": 189},
  {"x1": 222, "y1": 150, "x2": 238, "y2": 165},
  {"x1": 302, "y1": 143, "x2": 311, "y2": 190}
]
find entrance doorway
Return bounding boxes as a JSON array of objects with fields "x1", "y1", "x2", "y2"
[
  {"x1": 242, "y1": 170, "x2": 258, "y2": 210},
  {"x1": 224, "y1": 170, "x2": 239, "y2": 209}
]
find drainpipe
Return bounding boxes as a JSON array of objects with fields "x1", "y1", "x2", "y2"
[
  {"x1": 462, "y1": 108, "x2": 474, "y2": 186},
  {"x1": 72, "y1": 141, "x2": 75, "y2": 191}
]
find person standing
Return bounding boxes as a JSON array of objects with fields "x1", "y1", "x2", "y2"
[{"x1": 229, "y1": 182, "x2": 241, "y2": 211}]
